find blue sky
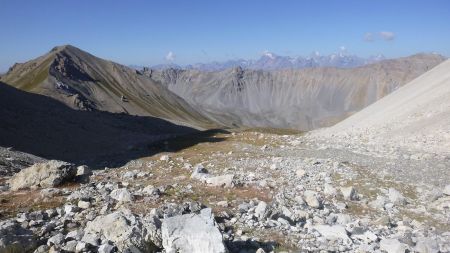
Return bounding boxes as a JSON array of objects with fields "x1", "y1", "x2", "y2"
[{"x1": 1, "y1": 0, "x2": 449, "y2": 71}]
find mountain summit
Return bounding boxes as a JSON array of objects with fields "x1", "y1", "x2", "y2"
[
  {"x1": 172, "y1": 51, "x2": 388, "y2": 71},
  {"x1": 0, "y1": 45, "x2": 213, "y2": 128}
]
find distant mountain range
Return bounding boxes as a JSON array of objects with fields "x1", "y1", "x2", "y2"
[
  {"x1": 1, "y1": 45, "x2": 445, "y2": 131},
  {"x1": 146, "y1": 53, "x2": 445, "y2": 129},
  {"x1": 141, "y1": 51, "x2": 387, "y2": 71}
]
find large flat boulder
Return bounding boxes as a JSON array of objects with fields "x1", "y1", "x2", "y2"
[
  {"x1": 8, "y1": 160, "x2": 77, "y2": 191},
  {"x1": 84, "y1": 209, "x2": 161, "y2": 252},
  {"x1": 161, "y1": 208, "x2": 227, "y2": 253}
]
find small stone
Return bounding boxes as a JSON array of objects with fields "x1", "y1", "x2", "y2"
[
  {"x1": 78, "y1": 200, "x2": 91, "y2": 209},
  {"x1": 388, "y1": 188, "x2": 407, "y2": 206},
  {"x1": 336, "y1": 214, "x2": 352, "y2": 225},
  {"x1": 98, "y1": 243, "x2": 116, "y2": 253},
  {"x1": 64, "y1": 204, "x2": 79, "y2": 214},
  {"x1": 340, "y1": 186, "x2": 358, "y2": 200},
  {"x1": 205, "y1": 174, "x2": 234, "y2": 187},
  {"x1": 110, "y1": 188, "x2": 134, "y2": 202},
  {"x1": 443, "y1": 185, "x2": 450, "y2": 196},
  {"x1": 45, "y1": 209, "x2": 58, "y2": 218},
  {"x1": 373, "y1": 216, "x2": 391, "y2": 226},
  {"x1": 352, "y1": 230, "x2": 378, "y2": 243},
  {"x1": 47, "y1": 233, "x2": 64, "y2": 247},
  {"x1": 217, "y1": 201, "x2": 229, "y2": 207},
  {"x1": 142, "y1": 185, "x2": 160, "y2": 197},
  {"x1": 304, "y1": 190, "x2": 321, "y2": 208},
  {"x1": 40, "y1": 188, "x2": 62, "y2": 198},
  {"x1": 414, "y1": 237, "x2": 439, "y2": 253},
  {"x1": 190, "y1": 164, "x2": 209, "y2": 181},
  {"x1": 65, "y1": 230, "x2": 84, "y2": 241},
  {"x1": 76, "y1": 165, "x2": 92, "y2": 176},
  {"x1": 34, "y1": 245, "x2": 49, "y2": 253},
  {"x1": 254, "y1": 201, "x2": 271, "y2": 220},
  {"x1": 313, "y1": 225, "x2": 352, "y2": 245},
  {"x1": 81, "y1": 232, "x2": 100, "y2": 246},
  {"x1": 160, "y1": 155, "x2": 170, "y2": 161},
  {"x1": 296, "y1": 169, "x2": 306, "y2": 178},
  {"x1": 122, "y1": 171, "x2": 137, "y2": 179},
  {"x1": 75, "y1": 241, "x2": 88, "y2": 252},
  {"x1": 380, "y1": 238, "x2": 408, "y2": 253},
  {"x1": 324, "y1": 184, "x2": 337, "y2": 196},
  {"x1": 369, "y1": 196, "x2": 387, "y2": 210},
  {"x1": 62, "y1": 240, "x2": 78, "y2": 252}
]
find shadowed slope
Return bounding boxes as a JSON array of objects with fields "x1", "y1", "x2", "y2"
[{"x1": 0, "y1": 82, "x2": 225, "y2": 169}]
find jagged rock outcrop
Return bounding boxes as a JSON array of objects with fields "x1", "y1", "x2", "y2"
[{"x1": 84, "y1": 209, "x2": 162, "y2": 252}]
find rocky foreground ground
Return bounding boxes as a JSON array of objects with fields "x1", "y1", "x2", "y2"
[{"x1": 0, "y1": 129, "x2": 449, "y2": 253}]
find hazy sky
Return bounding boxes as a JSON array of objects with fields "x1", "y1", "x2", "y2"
[{"x1": 1, "y1": 0, "x2": 449, "y2": 71}]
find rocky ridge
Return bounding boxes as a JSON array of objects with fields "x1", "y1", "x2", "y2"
[{"x1": 0, "y1": 45, "x2": 214, "y2": 129}]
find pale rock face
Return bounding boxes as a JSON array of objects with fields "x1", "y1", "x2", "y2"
[
  {"x1": 110, "y1": 188, "x2": 134, "y2": 202},
  {"x1": 161, "y1": 208, "x2": 227, "y2": 253},
  {"x1": 7, "y1": 160, "x2": 77, "y2": 191},
  {"x1": 317, "y1": 59, "x2": 450, "y2": 155},
  {"x1": 379, "y1": 238, "x2": 409, "y2": 253}
]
